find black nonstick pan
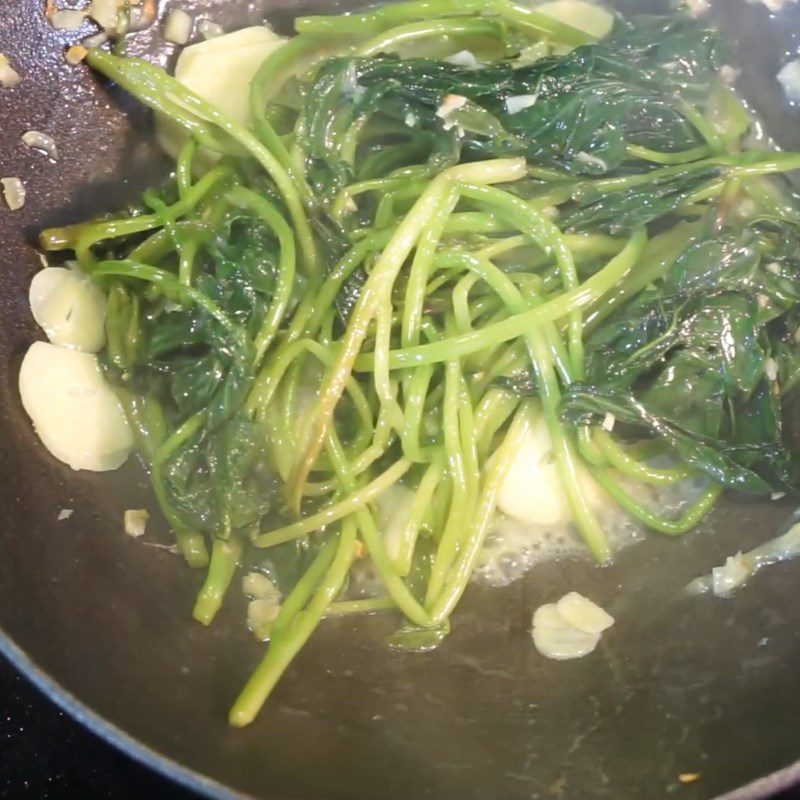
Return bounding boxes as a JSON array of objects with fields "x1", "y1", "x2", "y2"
[{"x1": 2, "y1": 1, "x2": 800, "y2": 797}]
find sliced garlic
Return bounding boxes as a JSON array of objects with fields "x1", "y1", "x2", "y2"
[
  {"x1": 531, "y1": 593, "x2": 613, "y2": 659},
  {"x1": 532, "y1": 624, "x2": 601, "y2": 660},
  {"x1": 531, "y1": 602, "x2": 570, "y2": 630},
  {"x1": 556, "y1": 591, "x2": 615, "y2": 633},
  {"x1": 19, "y1": 341, "x2": 133, "y2": 472},
  {"x1": 497, "y1": 411, "x2": 603, "y2": 527},
  {"x1": 156, "y1": 26, "x2": 287, "y2": 159},
  {"x1": 29, "y1": 266, "x2": 107, "y2": 352},
  {"x1": 1, "y1": 177, "x2": 25, "y2": 210}
]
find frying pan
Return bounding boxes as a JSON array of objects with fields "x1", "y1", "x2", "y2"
[{"x1": 2, "y1": 1, "x2": 800, "y2": 797}]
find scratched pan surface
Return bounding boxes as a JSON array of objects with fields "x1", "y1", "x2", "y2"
[{"x1": 1, "y1": 1, "x2": 800, "y2": 798}]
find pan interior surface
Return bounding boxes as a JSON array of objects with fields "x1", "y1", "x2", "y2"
[{"x1": 1, "y1": 1, "x2": 800, "y2": 798}]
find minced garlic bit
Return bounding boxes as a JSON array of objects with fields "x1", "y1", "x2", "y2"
[
  {"x1": 0, "y1": 54, "x2": 21, "y2": 88},
  {"x1": 82, "y1": 31, "x2": 109, "y2": 48},
  {"x1": 505, "y1": 94, "x2": 538, "y2": 115},
  {"x1": 576, "y1": 150, "x2": 608, "y2": 171},
  {"x1": 57, "y1": 508, "x2": 73, "y2": 521},
  {"x1": 601, "y1": 412, "x2": 615, "y2": 432},
  {"x1": 164, "y1": 8, "x2": 194, "y2": 44},
  {"x1": 436, "y1": 93, "x2": 468, "y2": 118},
  {"x1": 444, "y1": 50, "x2": 482, "y2": 70},
  {"x1": 124, "y1": 508, "x2": 150, "y2": 537},
  {"x1": 125, "y1": 0, "x2": 156, "y2": 31},
  {"x1": 22, "y1": 130, "x2": 59, "y2": 161},
  {"x1": 247, "y1": 598, "x2": 281, "y2": 637},
  {"x1": 197, "y1": 19, "x2": 224, "y2": 39},
  {"x1": 50, "y1": 8, "x2": 87, "y2": 30},
  {"x1": 88, "y1": 0, "x2": 120, "y2": 31},
  {"x1": 1, "y1": 177, "x2": 26, "y2": 211},
  {"x1": 765, "y1": 357, "x2": 779, "y2": 382},
  {"x1": 65, "y1": 44, "x2": 89, "y2": 65},
  {"x1": 678, "y1": 773, "x2": 701, "y2": 785},
  {"x1": 720, "y1": 65, "x2": 741, "y2": 86}
]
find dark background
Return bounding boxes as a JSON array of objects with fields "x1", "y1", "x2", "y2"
[{"x1": 0, "y1": 656, "x2": 194, "y2": 800}]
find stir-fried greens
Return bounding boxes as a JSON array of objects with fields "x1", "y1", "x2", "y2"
[{"x1": 34, "y1": 0, "x2": 800, "y2": 725}]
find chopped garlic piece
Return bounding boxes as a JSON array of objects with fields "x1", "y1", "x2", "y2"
[
  {"x1": 242, "y1": 572, "x2": 280, "y2": 602},
  {"x1": 505, "y1": 94, "x2": 538, "y2": 114},
  {"x1": 688, "y1": 521, "x2": 800, "y2": 596},
  {"x1": 444, "y1": 50, "x2": 481, "y2": 69},
  {"x1": 57, "y1": 508, "x2": 73, "y2": 521},
  {"x1": 164, "y1": 8, "x2": 194, "y2": 45},
  {"x1": 88, "y1": 0, "x2": 120, "y2": 30},
  {"x1": 576, "y1": 150, "x2": 608, "y2": 171},
  {"x1": 720, "y1": 65, "x2": 740, "y2": 86},
  {"x1": 65, "y1": 45, "x2": 88, "y2": 65},
  {"x1": 82, "y1": 31, "x2": 109, "y2": 48},
  {"x1": 436, "y1": 94, "x2": 468, "y2": 118},
  {"x1": 124, "y1": 509, "x2": 150, "y2": 538},
  {"x1": 711, "y1": 553, "x2": 750, "y2": 596},
  {"x1": 1, "y1": 177, "x2": 25, "y2": 210},
  {"x1": 601, "y1": 412, "x2": 615, "y2": 432},
  {"x1": 197, "y1": 19, "x2": 224, "y2": 39},
  {"x1": 556, "y1": 591, "x2": 615, "y2": 633},
  {"x1": 0, "y1": 54, "x2": 20, "y2": 87},
  {"x1": 50, "y1": 9, "x2": 87, "y2": 30},
  {"x1": 765, "y1": 357, "x2": 778, "y2": 381},
  {"x1": 771, "y1": 491, "x2": 786, "y2": 500},
  {"x1": 22, "y1": 130, "x2": 58, "y2": 161},
  {"x1": 247, "y1": 598, "x2": 281, "y2": 636}
]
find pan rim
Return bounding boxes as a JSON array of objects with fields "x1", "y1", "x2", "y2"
[{"x1": 0, "y1": 627, "x2": 249, "y2": 800}]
